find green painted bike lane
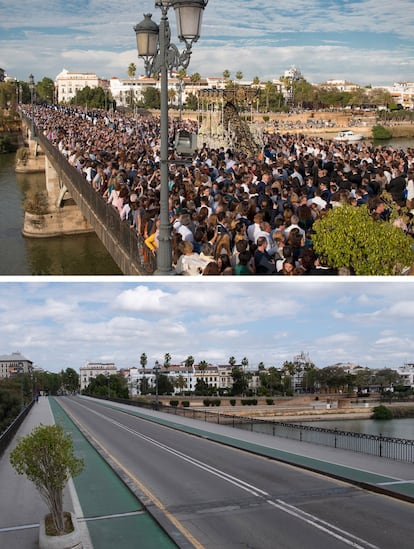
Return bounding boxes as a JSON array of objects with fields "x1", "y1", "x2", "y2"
[{"x1": 49, "y1": 397, "x2": 177, "y2": 549}]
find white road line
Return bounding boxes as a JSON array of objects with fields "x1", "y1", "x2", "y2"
[{"x1": 72, "y1": 399, "x2": 380, "y2": 549}]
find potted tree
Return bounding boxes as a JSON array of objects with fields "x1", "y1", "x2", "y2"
[{"x1": 10, "y1": 423, "x2": 84, "y2": 549}]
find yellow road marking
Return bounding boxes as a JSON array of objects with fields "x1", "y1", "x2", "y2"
[{"x1": 65, "y1": 406, "x2": 205, "y2": 549}]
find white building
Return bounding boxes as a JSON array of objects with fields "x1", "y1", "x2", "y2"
[
  {"x1": 396, "y1": 363, "x2": 414, "y2": 388},
  {"x1": 0, "y1": 352, "x2": 33, "y2": 378},
  {"x1": 79, "y1": 362, "x2": 117, "y2": 391},
  {"x1": 55, "y1": 69, "x2": 109, "y2": 103},
  {"x1": 124, "y1": 363, "x2": 262, "y2": 397},
  {"x1": 383, "y1": 82, "x2": 414, "y2": 109}
]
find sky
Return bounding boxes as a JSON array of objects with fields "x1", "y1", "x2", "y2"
[
  {"x1": 0, "y1": 279, "x2": 413, "y2": 374},
  {"x1": 0, "y1": 1, "x2": 413, "y2": 87}
]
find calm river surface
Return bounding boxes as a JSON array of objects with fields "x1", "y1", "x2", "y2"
[
  {"x1": 0, "y1": 153, "x2": 121, "y2": 275},
  {"x1": 299, "y1": 417, "x2": 414, "y2": 440}
]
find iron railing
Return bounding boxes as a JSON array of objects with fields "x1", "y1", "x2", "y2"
[
  {"x1": 23, "y1": 116, "x2": 156, "y2": 274},
  {"x1": 88, "y1": 395, "x2": 414, "y2": 463},
  {"x1": 0, "y1": 399, "x2": 35, "y2": 457}
]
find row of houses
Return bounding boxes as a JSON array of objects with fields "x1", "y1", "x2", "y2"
[
  {"x1": 80, "y1": 361, "x2": 260, "y2": 396},
  {"x1": 50, "y1": 69, "x2": 414, "y2": 110},
  {"x1": 79, "y1": 360, "x2": 414, "y2": 397}
]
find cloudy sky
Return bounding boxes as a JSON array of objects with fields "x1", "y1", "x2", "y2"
[
  {"x1": 1, "y1": 1, "x2": 413, "y2": 87},
  {"x1": 0, "y1": 279, "x2": 413, "y2": 374}
]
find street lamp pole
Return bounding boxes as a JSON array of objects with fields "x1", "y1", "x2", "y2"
[
  {"x1": 28, "y1": 74, "x2": 35, "y2": 139},
  {"x1": 154, "y1": 360, "x2": 161, "y2": 409},
  {"x1": 134, "y1": 0, "x2": 208, "y2": 275}
]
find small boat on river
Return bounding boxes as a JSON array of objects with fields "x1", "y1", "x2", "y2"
[{"x1": 334, "y1": 129, "x2": 363, "y2": 142}]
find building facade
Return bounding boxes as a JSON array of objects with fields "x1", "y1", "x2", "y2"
[
  {"x1": 124, "y1": 363, "x2": 261, "y2": 397},
  {"x1": 55, "y1": 69, "x2": 109, "y2": 103},
  {"x1": 0, "y1": 352, "x2": 33, "y2": 378},
  {"x1": 79, "y1": 362, "x2": 117, "y2": 391},
  {"x1": 396, "y1": 363, "x2": 414, "y2": 388}
]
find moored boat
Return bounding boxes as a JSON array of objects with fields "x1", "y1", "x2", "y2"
[{"x1": 334, "y1": 129, "x2": 363, "y2": 142}]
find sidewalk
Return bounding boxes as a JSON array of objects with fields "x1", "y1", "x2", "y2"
[
  {"x1": 0, "y1": 397, "x2": 177, "y2": 549},
  {"x1": 0, "y1": 396, "x2": 85, "y2": 549}
]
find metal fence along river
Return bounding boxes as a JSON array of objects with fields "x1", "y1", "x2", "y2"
[{"x1": 94, "y1": 396, "x2": 414, "y2": 463}]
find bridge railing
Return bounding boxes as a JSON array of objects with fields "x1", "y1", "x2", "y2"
[
  {"x1": 87, "y1": 394, "x2": 414, "y2": 463},
  {"x1": 24, "y1": 117, "x2": 156, "y2": 274},
  {"x1": 0, "y1": 399, "x2": 35, "y2": 457}
]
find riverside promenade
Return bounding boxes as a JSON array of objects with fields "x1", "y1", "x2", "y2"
[{"x1": 1, "y1": 395, "x2": 414, "y2": 548}]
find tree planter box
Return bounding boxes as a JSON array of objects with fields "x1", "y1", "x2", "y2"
[{"x1": 39, "y1": 512, "x2": 82, "y2": 549}]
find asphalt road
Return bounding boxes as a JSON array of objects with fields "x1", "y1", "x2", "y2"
[{"x1": 60, "y1": 396, "x2": 414, "y2": 549}]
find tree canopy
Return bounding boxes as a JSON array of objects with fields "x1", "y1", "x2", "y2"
[{"x1": 312, "y1": 204, "x2": 414, "y2": 275}]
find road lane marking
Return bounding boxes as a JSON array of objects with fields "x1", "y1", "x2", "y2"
[
  {"x1": 268, "y1": 500, "x2": 380, "y2": 549},
  {"x1": 69, "y1": 399, "x2": 382, "y2": 549},
  {"x1": 60, "y1": 400, "x2": 205, "y2": 549}
]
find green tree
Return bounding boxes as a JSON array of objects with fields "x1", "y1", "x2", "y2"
[
  {"x1": 85, "y1": 374, "x2": 128, "y2": 399},
  {"x1": 61, "y1": 368, "x2": 79, "y2": 394},
  {"x1": 222, "y1": 69, "x2": 230, "y2": 80},
  {"x1": 35, "y1": 77, "x2": 55, "y2": 103},
  {"x1": 0, "y1": 387, "x2": 21, "y2": 433},
  {"x1": 164, "y1": 353, "x2": 171, "y2": 369},
  {"x1": 185, "y1": 92, "x2": 198, "y2": 110},
  {"x1": 231, "y1": 366, "x2": 249, "y2": 396},
  {"x1": 143, "y1": 86, "x2": 160, "y2": 108},
  {"x1": 312, "y1": 204, "x2": 414, "y2": 275},
  {"x1": 228, "y1": 356, "x2": 236, "y2": 368},
  {"x1": 10, "y1": 424, "x2": 84, "y2": 535},
  {"x1": 157, "y1": 373, "x2": 174, "y2": 395},
  {"x1": 185, "y1": 355, "x2": 195, "y2": 369},
  {"x1": 174, "y1": 374, "x2": 187, "y2": 394},
  {"x1": 190, "y1": 72, "x2": 201, "y2": 85},
  {"x1": 70, "y1": 86, "x2": 107, "y2": 109},
  {"x1": 140, "y1": 353, "x2": 148, "y2": 369},
  {"x1": 195, "y1": 378, "x2": 210, "y2": 395},
  {"x1": 198, "y1": 360, "x2": 208, "y2": 371},
  {"x1": 235, "y1": 71, "x2": 243, "y2": 83},
  {"x1": 139, "y1": 376, "x2": 150, "y2": 395}
]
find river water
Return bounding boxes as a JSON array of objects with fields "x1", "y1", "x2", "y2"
[
  {"x1": 298, "y1": 418, "x2": 414, "y2": 440},
  {"x1": 0, "y1": 152, "x2": 121, "y2": 275}
]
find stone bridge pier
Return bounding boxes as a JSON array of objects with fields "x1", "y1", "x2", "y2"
[{"x1": 19, "y1": 130, "x2": 93, "y2": 238}]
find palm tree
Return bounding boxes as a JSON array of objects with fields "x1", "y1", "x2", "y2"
[
  {"x1": 164, "y1": 353, "x2": 171, "y2": 369},
  {"x1": 235, "y1": 71, "x2": 243, "y2": 84},
  {"x1": 228, "y1": 356, "x2": 236, "y2": 368},
  {"x1": 127, "y1": 63, "x2": 136, "y2": 78},
  {"x1": 264, "y1": 81, "x2": 274, "y2": 112},
  {"x1": 168, "y1": 87, "x2": 177, "y2": 106},
  {"x1": 223, "y1": 69, "x2": 230, "y2": 80},
  {"x1": 174, "y1": 375, "x2": 187, "y2": 394},
  {"x1": 140, "y1": 353, "x2": 147, "y2": 369},
  {"x1": 198, "y1": 360, "x2": 208, "y2": 372},
  {"x1": 241, "y1": 357, "x2": 249, "y2": 371},
  {"x1": 185, "y1": 355, "x2": 195, "y2": 369}
]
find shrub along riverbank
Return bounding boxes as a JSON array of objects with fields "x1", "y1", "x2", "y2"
[{"x1": 373, "y1": 404, "x2": 414, "y2": 420}]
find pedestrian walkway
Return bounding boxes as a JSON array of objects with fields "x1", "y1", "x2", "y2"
[{"x1": 0, "y1": 397, "x2": 177, "y2": 549}]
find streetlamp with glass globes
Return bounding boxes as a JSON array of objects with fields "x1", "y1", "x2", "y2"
[{"x1": 134, "y1": 0, "x2": 208, "y2": 274}]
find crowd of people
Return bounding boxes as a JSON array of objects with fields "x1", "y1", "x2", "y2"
[{"x1": 28, "y1": 104, "x2": 414, "y2": 276}]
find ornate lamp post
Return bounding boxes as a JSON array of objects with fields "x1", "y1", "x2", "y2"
[
  {"x1": 134, "y1": 0, "x2": 208, "y2": 274},
  {"x1": 28, "y1": 73, "x2": 35, "y2": 139},
  {"x1": 153, "y1": 360, "x2": 161, "y2": 409}
]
